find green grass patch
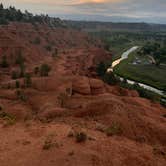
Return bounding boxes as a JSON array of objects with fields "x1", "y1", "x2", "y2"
[{"x1": 114, "y1": 51, "x2": 166, "y2": 91}]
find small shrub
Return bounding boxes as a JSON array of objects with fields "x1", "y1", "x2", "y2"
[
  {"x1": 34, "y1": 66, "x2": 39, "y2": 75},
  {"x1": 96, "y1": 62, "x2": 107, "y2": 77},
  {"x1": 16, "y1": 90, "x2": 27, "y2": 102},
  {"x1": 11, "y1": 71, "x2": 19, "y2": 80},
  {"x1": 43, "y1": 139, "x2": 53, "y2": 150},
  {"x1": 15, "y1": 52, "x2": 24, "y2": 65},
  {"x1": 75, "y1": 132, "x2": 87, "y2": 143},
  {"x1": 42, "y1": 135, "x2": 56, "y2": 150},
  {"x1": 105, "y1": 123, "x2": 122, "y2": 136},
  {"x1": 1, "y1": 55, "x2": 9, "y2": 68},
  {"x1": 40, "y1": 64, "x2": 51, "y2": 77},
  {"x1": 0, "y1": 110, "x2": 16, "y2": 126},
  {"x1": 45, "y1": 45, "x2": 52, "y2": 52},
  {"x1": 33, "y1": 37, "x2": 41, "y2": 45},
  {"x1": 67, "y1": 130, "x2": 75, "y2": 137},
  {"x1": 103, "y1": 73, "x2": 119, "y2": 85},
  {"x1": 24, "y1": 73, "x2": 32, "y2": 87},
  {"x1": 15, "y1": 80, "x2": 20, "y2": 88},
  {"x1": 52, "y1": 48, "x2": 58, "y2": 58},
  {"x1": 153, "y1": 145, "x2": 166, "y2": 156},
  {"x1": 3, "y1": 116, "x2": 16, "y2": 126},
  {"x1": 19, "y1": 63, "x2": 25, "y2": 78}
]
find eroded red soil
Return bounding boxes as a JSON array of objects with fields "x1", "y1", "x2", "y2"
[{"x1": 0, "y1": 23, "x2": 166, "y2": 166}]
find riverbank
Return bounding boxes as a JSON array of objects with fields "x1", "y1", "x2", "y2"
[{"x1": 114, "y1": 49, "x2": 166, "y2": 93}]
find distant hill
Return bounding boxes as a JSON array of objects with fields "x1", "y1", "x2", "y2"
[
  {"x1": 66, "y1": 20, "x2": 166, "y2": 32},
  {"x1": 2, "y1": 2, "x2": 166, "y2": 32}
]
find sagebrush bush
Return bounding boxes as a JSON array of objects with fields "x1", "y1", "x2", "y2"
[
  {"x1": 0, "y1": 110, "x2": 16, "y2": 126},
  {"x1": 105, "y1": 123, "x2": 122, "y2": 136},
  {"x1": 75, "y1": 132, "x2": 87, "y2": 143},
  {"x1": 45, "y1": 45, "x2": 52, "y2": 52},
  {"x1": 11, "y1": 71, "x2": 19, "y2": 80},
  {"x1": 24, "y1": 73, "x2": 32, "y2": 87},
  {"x1": 1, "y1": 55, "x2": 9, "y2": 68},
  {"x1": 15, "y1": 80, "x2": 20, "y2": 88},
  {"x1": 40, "y1": 64, "x2": 51, "y2": 77},
  {"x1": 33, "y1": 37, "x2": 41, "y2": 45},
  {"x1": 34, "y1": 66, "x2": 39, "y2": 75}
]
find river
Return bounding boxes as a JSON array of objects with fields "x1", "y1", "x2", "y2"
[{"x1": 107, "y1": 46, "x2": 165, "y2": 96}]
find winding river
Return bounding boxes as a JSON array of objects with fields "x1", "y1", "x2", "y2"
[{"x1": 107, "y1": 46, "x2": 165, "y2": 96}]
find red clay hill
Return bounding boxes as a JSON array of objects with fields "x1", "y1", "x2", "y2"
[{"x1": 0, "y1": 22, "x2": 166, "y2": 166}]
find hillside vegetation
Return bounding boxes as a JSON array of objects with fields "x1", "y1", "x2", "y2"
[
  {"x1": 0, "y1": 3, "x2": 65, "y2": 27},
  {"x1": 66, "y1": 20, "x2": 166, "y2": 32}
]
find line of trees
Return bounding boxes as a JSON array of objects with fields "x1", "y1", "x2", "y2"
[
  {"x1": 0, "y1": 3, "x2": 65, "y2": 27},
  {"x1": 140, "y1": 42, "x2": 166, "y2": 67}
]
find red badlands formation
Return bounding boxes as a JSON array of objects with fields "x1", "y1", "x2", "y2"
[{"x1": 0, "y1": 23, "x2": 166, "y2": 166}]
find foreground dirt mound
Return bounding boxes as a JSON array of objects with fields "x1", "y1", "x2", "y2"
[
  {"x1": 0, "y1": 65, "x2": 165, "y2": 166},
  {"x1": 0, "y1": 121, "x2": 166, "y2": 166},
  {"x1": 72, "y1": 93, "x2": 166, "y2": 146}
]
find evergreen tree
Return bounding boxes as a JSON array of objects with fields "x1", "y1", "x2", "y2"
[
  {"x1": 15, "y1": 80, "x2": 20, "y2": 88},
  {"x1": 40, "y1": 64, "x2": 51, "y2": 77},
  {"x1": 96, "y1": 62, "x2": 107, "y2": 77},
  {"x1": 19, "y1": 63, "x2": 25, "y2": 78},
  {"x1": 11, "y1": 71, "x2": 19, "y2": 80},
  {"x1": 15, "y1": 51, "x2": 24, "y2": 65},
  {"x1": 0, "y1": 3, "x2": 3, "y2": 10},
  {"x1": 34, "y1": 66, "x2": 39, "y2": 75},
  {"x1": 24, "y1": 73, "x2": 32, "y2": 87}
]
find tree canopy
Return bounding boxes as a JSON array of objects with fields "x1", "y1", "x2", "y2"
[
  {"x1": 141, "y1": 42, "x2": 166, "y2": 66},
  {"x1": 0, "y1": 3, "x2": 66, "y2": 27}
]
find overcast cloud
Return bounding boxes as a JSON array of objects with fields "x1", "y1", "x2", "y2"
[{"x1": 1, "y1": 0, "x2": 166, "y2": 23}]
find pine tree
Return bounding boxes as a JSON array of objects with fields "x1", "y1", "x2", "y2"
[
  {"x1": 40, "y1": 64, "x2": 51, "y2": 77},
  {"x1": 24, "y1": 73, "x2": 32, "y2": 87},
  {"x1": 15, "y1": 80, "x2": 20, "y2": 88},
  {"x1": 19, "y1": 63, "x2": 25, "y2": 78}
]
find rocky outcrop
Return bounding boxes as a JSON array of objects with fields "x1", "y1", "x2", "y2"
[
  {"x1": 72, "y1": 76, "x2": 91, "y2": 95},
  {"x1": 72, "y1": 76, "x2": 139, "y2": 97},
  {"x1": 72, "y1": 76, "x2": 106, "y2": 95},
  {"x1": 89, "y1": 78, "x2": 106, "y2": 95}
]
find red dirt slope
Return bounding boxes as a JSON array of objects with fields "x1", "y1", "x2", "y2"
[{"x1": 0, "y1": 23, "x2": 166, "y2": 166}]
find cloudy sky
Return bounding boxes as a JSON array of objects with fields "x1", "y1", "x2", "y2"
[{"x1": 1, "y1": 0, "x2": 166, "y2": 23}]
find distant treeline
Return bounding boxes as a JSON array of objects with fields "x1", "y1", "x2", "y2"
[
  {"x1": 66, "y1": 20, "x2": 166, "y2": 32},
  {"x1": 0, "y1": 3, "x2": 66, "y2": 27}
]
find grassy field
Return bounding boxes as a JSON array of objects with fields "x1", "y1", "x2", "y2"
[
  {"x1": 91, "y1": 31, "x2": 166, "y2": 91},
  {"x1": 114, "y1": 51, "x2": 166, "y2": 91}
]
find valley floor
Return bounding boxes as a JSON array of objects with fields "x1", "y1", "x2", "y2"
[{"x1": 114, "y1": 51, "x2": 166, "y2": 91}]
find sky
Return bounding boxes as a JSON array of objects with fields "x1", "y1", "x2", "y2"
[{"x1": 1, "y1": 0, "x2": 166, "y2": 24}]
